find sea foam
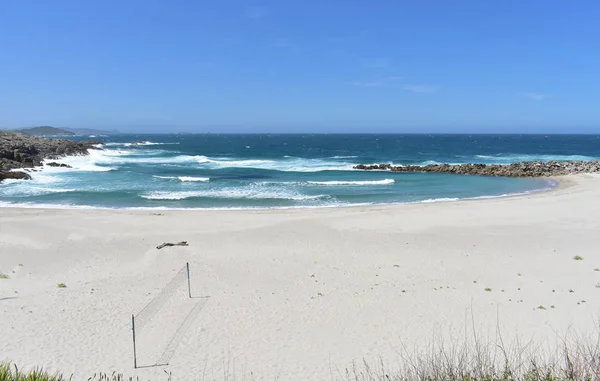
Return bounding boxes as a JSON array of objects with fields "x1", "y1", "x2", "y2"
[
  {"x1": 307, "y1": 179, "x2": 395, "y2": 186},
  {"x1": 141, "y1": 187, "x2": 329, "y2": 201},
  {"x1": 153, "y1": 176, "x2": 210, "y2": 182}
]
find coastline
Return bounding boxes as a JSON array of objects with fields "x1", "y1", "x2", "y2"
[
  {"x1": 1, "y1": 173, "x2": 599, "y2": 380},
  {"x1": 3, "y1": 134, "x2": 596, "y2": 211},
  {"x1": 0, "y1": 175, "x2": 558, "y2": 212}
]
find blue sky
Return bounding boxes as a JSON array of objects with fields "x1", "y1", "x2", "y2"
[{"x1": 1, "y1": 0, "x2": 599, "y2": 133}]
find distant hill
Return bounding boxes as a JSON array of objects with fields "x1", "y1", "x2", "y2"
[
  {"x1": 63, "y1": 127, "x2": 120, "y2": 135},
  {"x1": 18, "y1": 126, "x2": 75, "y2": 136},
  {"x1": 8, "y1": 126, "x2": 121, "y2": 136}
]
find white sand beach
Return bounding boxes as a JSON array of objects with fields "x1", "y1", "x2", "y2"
[{"x1": 1, "y1": 174, "x2": 599, "y2": 380}]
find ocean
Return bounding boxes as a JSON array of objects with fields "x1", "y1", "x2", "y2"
[{"x1": 1, "y1": 134, "x2": 599, "y2": 210}]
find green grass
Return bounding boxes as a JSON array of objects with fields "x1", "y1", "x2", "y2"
[
  {"x1": 57, "y1": 283, "x2": 67, "y2": 288},
  {"x1": 573, "y1": 255, "x2": 584, "y2": 261},
  {"x1": 0, "y1": 361, "x2": 171, "y2": 380},
  {"x1": 0, "y1": 272, "x2": 9, "y2": 279},
  {"x1": 0, "y1": 362, "x2": 68, "y2": 381},
  {"x1": 484, "y1": 287, "x2": 492, "y2": 292}
]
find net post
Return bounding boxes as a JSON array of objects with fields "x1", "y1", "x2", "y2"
[
  {"x1": 132, "y1": 314, "x2": 138, "y2": 369},
  {"x1": 186, "y1": 262, "x2": 191, "y2": 298}
]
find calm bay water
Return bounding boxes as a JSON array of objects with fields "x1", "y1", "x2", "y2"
[{"x1": 2, "y1": 134, "x2": 598, "y2": 209}]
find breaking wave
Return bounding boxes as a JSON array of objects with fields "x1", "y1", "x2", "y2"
[
  {"x1": 104, "y1": 141, "x2": 180, "y2": 147},
  {"x1": 307, "y1": 179, "x2": 395, "y2": 186},
  {"x1": 141, "y1": 187, "x2": 329, "y2": 201},
  {"x1": 60, "y1": 148, "x2": 356, "y2": 172},
  {"x1": 153, "y1": 176, "x2": 210, "y2": 182}
]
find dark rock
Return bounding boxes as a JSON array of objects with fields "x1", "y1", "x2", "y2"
[
  {"x1": 46, "y1": 162, "x2": 72, "y2": 168},
  {"x1": 0, "y1": 131, "x2": 100, "y2": 182},
  {"x1": 0, "y1": 171, "x2": 32, "y2": 181}
]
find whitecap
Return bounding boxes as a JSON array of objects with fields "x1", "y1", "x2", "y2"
[
  {"x1": 307, "y1": 179, "x2": 395, "y2": 186},
  {"x1": 103, "y1": 141, "x2": 180, "y2": 147},
  {"x1": 141, "y1": 187, "x2": 328, "y2": 201},
  {"x1": 42, "y1": 152, "x2": 117, "y2": 172},
  {"x1": 86, "y1": 151, "x2": 357, "y2": 172},
  {"x1": 153, "y1": 176, "x2": 210, "y2": 182},
  {"x1": 91, "y1": 152, "x2": 200, "y2": 165},
  {"x1": 201, "y1": 157, "x2": 355, "y2": 172},
  {"x1": 178, "y1": 176, "x2": 210, "y2": 182},
  {"x1": 0, "y1": 186, "x2": 76, "y2": 197},
  {"x1": 420, "y1": 197, "x2": 460, "y2": 203}
]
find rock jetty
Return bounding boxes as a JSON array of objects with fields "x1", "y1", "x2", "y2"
[
  {"x1": 353, "y1": 161, "x2": 600, "y2": 177},
  {"x1": 0, "y1": 131, "x2": 100, "y2": 182}
]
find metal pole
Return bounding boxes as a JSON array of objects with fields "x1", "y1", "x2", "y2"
[
  {"x1": 132, "y1": 314, "x2": 137, "y2": 369},
  {"x1": 186, "y1": 262, "x2": 191, "y2": 298}
]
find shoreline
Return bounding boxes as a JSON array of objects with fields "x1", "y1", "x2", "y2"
[
  {"x1": 0, "y1": 176, "x2": 559, "y2": 213},
  {"x1": 3, "y1": 135, "x2": 595, "y2": 211}
]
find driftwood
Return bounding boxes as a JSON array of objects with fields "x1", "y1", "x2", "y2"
[{"x1": 156, "y1": 241, "x2": 189, "y2": 250}]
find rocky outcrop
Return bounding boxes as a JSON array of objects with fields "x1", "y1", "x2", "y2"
[
  {"x1": 0, "y1": 131, "x2": 100, "y2": 182},
  {"x1": 0, "y1": 170, "x2": 32, "y2": 181},
  {"x1": 45, "y1": 162, "x2": 73, "y2": 168},
  {"x1": 353, "y1": 161, "x2": 600, "y2": 177}
]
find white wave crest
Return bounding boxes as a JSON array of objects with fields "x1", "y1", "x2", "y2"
[
  {"x1": 104, "y1": 141, "x2": 180, "y2": 147},
  {"x1": 307, "y1": 179, "x2": 395, "y2": 186},
  {"x1": 202, "y1": 157, "x2": 355, "y2": 172},
  {"x1": 42, "y1": 152, "x2": 117, "y2": 172},
  {"x1": 65, "y1": 148, "x2": 357, "y2": 172},
  {"x1": 141, "y1": 187, "x2": 328, "y2": 201},
  {"x1": 179, "y1": 176, "x2": 210, "y2": 182},
  {"x1": 153, "y1": 176, "x2": 210, "y2": 182},
  {"x1": 420, "y1": 197, "x2": 460, "y2": 203},
  {"x1": 330, "y1": 155, "x2": 358, "y2": 159},
  {"x1": 92, "y1": 152, "x2": 200, "y2": 165},
  {"x1": 419, "y1": 160, "x2": 442, "y2": 165},
  {"x1": 0, "y1": 186, "x2": 76, "y2": 197}
]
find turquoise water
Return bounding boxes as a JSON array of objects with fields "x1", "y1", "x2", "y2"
[{"x1": 2, "y1": 134, "x2": 598, "y2": 209}]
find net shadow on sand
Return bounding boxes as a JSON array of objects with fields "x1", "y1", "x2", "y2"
[{"x1": 132, "y1": 263, "x2": 209, "y2": 368}]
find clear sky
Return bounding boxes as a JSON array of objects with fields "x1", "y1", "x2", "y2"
[{"x1": 1, "y1": 0, "x2": 599, "y2": 133}]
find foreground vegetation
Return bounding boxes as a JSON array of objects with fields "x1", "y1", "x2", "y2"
[
  {"x1": 1, "y1": 328, "x2": 598, "y2": 381},
  {"x1": 336, "y1": 333, "x2": 600, "y2": 381},
  {"x1": 0, "y1": 362, "x2": 171, "y2": 381}
]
